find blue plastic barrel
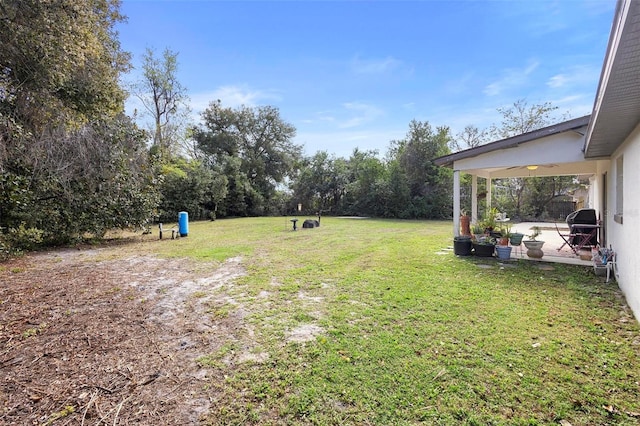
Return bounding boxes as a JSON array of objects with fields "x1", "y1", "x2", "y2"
[{"x1": 178, "y1": 211, "x2": 189, "y2": 237}]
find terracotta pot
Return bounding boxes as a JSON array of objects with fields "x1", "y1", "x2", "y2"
[{"x1": 460, "y1": 215, "x2": 471, "y2": 237}]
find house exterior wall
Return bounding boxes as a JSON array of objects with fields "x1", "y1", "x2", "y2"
[{"x1": 607, "y1": 121, "x2": 640, "y2": 320}]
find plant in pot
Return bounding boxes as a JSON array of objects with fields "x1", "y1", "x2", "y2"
[
  {"x1": 459, "y1": 209, "x2": 471, "y2": 237},
  {"x1": 497, "y1": 223, "x2": 512, "y2": 246},
  {"x1": 495, "y1": 223, "x2": 513, "y2": 260},
  {"x1": 480, "y1": 208, "x2": 499, "y2": 235},
  {"x1": 523, "y1": 226, "x2": 545, "y2": 259},
  {"x1": 470, "y1": 223, "x2": 485, "y2": 241},
  {"x1": 509, "y1": 231, "x2": 525, "y2": 257},
  {"x1": 473, "y1": 235, "x2": 496, "y2": 257},
  {"x1": 453, "y1": 235, "x2": 472, "y2": 256},
  {"x1": 509, "y1": 231, "x2": 525, "y2": 246}
]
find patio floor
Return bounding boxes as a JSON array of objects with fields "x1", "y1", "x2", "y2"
[{"x1": 505, "y1": 221, "x2": 593, "y2": 266}]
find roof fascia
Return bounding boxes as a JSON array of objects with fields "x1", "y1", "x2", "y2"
[{"x1": 434, "y1": 115, "x2": 591, "y2": 168}]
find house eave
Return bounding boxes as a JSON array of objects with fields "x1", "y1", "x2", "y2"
[
  {"x1": 584, "y1": 0, "x2": 640, "y2": 158},
  {"x1": 434, "y1": 115, "x2": 591, "y2": 168}
]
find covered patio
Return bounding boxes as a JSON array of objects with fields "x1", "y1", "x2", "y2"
[
  {"x1": 506, "y1": 221, "x2": 592, "y2": 266},
  {"x1": 435, "y1": 116, "x2": 610, "y2": 267}
]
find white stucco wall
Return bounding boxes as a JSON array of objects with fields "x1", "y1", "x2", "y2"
[{"x1": 607, "y1": 122, "x2": 640, "y2": 321}]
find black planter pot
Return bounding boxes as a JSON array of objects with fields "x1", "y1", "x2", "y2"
[
  {"x1": 453, "y1": 237, "x2": 472, "y2": 256},
  {"x1": 473, "y1": 242, "x2": 495, "y2": 257}
]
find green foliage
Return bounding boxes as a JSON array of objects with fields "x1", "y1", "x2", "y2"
[
  {"x1": 289, "y1": 120, "x2": 453, "y2": 219},
  {"x1": 0, "y1": 0, "x2": 159, "y2": 249},
  {"x1": 3, "y1": 224, "x2": 43, "y2": 251},
  {"x1": 193, "y1": 102, "x2": 301, "y2": 217},
  {"x1": 158, "y1": 158, "x2": 227, "y2": 222},
  {"x1": 290, "y1": 151, "x2": 348, "y2": 215},
  {"x1": 0, "y1": 0, "x2": 129, "y2": 131},
  {"x1": 528, "y1": 226, "x2": 542, "y2": 241},
  {"x1": 0, "y1": 224, "x2": 43, "y2": 259},
  {"x1": 479, "y1": 207, "x2": 499, "y2": 230},
  {"x1": 339, "y1": 149, "x2": 388, "y2": 216},
  {"x1": 1, "y1": 116, "x2": 160, "y2": 245}
]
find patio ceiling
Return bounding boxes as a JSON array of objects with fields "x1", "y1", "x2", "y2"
[{"x1": 434, "y1": 116, "x2": 597, "y2": 178}]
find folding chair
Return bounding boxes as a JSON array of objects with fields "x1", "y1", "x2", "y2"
[
  {"x1": 556, "y1": 209, "x2": 600, "y2": 255},
  {"x1": 556, "y1": 222, "x2": 579, "y2": 254}
]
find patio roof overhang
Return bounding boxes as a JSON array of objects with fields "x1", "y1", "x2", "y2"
[
  {"x1": 584, "y1": 0, "x2": 640, "y2": 158},
  {"x1": 434, "y1": 115, "x2": 607, "y2": 240},
  {"x1": 434, "y1": 115, "x2": 593, "y2": 178}
]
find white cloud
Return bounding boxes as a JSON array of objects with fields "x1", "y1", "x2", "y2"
[
  {"x1": 338, "y1": 102, "x2": 384, "y2": 129},
  {"x1": 190, "y1": 85, "x2": 282, "y2": 113},
  {"x1": 549, "y1": 94, "x2": 594, "y2": 117},
  {"x1": 547, "y1": 74, "x2": 569, "y2": 88},
  {"x1": 484, "y1": 60, "x2": 540, "y2": 96},
  {"x1": 546, "y1": 65, "x2": 600, "y2": 89},
  {"x1": 351, "y1": 55, "x2": 403, "y2": 75},
  {"x1": 302, "y1": 102, "x2": 384, "y2": 130}
]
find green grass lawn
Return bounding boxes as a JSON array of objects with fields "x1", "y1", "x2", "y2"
[{"x1": 146, "y1": 217, "x2": 640, "y2": 425}]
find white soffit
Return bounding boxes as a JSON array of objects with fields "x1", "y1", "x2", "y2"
[
  {"x1": 585, "y1": 0, "x2": 640, "y2": 158},
  {"x1": 453, "y1": 130, "x2": 588, "y2": 175}
]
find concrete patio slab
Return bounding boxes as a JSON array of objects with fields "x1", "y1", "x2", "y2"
[{"x1": 506, "y1": 221, "x2": 594, "y2": 266}]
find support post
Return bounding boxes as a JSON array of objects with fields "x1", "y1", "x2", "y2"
[
  {"x1": 486, "y1": 177, "x2": 492, "y2": 212},
  {"x1": 453, "y1": 170, "x2": 461, "y2": 237},
  {"x1": 471, "y1": 174, "x2": 478, "y2": 223}
]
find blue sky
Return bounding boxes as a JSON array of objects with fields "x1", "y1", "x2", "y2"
[{"x1": 118, "y1": 0, "x2": 615, "y2": 158}]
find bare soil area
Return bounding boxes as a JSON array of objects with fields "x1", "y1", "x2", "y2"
[{"x1": 0, "y1": 245, "x2": 247, "y2": 425}]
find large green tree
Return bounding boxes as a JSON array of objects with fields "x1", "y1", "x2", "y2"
[
  {"x1": 0, "y1": 0, "x2": 159, "y2": 248},
  {"x1": 0, "y1": 0, "x2": 129, "y2": 134},
  {"x1": 290, "y1": 151, "x2": 347, "y2": 215},
  {"x1": 340, "y1": 149, "x2": 387, "y2": 216},
  {"x1": 388, "y1": 120, "x2": 453, "y2": 218},
  {"x1": 193, "y1": 102, "x2": 301, "y2": 216},
  {"x1": 158, "y1": 158, "x2": 227, "y2": 222},
  {"x1": 133, "y1": 47, "x2": 190, "y2": 159}
]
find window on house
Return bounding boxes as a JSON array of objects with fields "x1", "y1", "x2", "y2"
[{"x1": 615, "y1": 155, "x2": 623, "y2": 224}]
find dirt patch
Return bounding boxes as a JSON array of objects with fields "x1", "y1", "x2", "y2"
[
  {"x1": 0, "y1": 248, "x2": 248, "y2": 425},
  {"x1": 286, "y1": 324, "x2": 324, "y2": 343}
]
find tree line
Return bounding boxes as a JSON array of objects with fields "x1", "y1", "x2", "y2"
[{"x1": 0, "y1": 0, "x2": 579, "y2": 255}]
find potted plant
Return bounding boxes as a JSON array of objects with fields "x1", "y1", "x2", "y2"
[
  {"x1": 470, "y1": 223, "x2": 485, "y2": 241},
  {"x1": 459, "y1": 209, "x2": 471, "y2": 237},
  {"x1": 497, "y1": 223, "x2": 512, "y2": 246},
  {"x1": 453, "y1": 235, "x2": 472, "y2": 256},
  {"x1": 479, "y1": 207, "x2": 499, "y2": 234},
  {"x1": 473, "y1": 236, "x2": 496, "y2": 257},
  {"x1": 509, "y1": 232, "x2": 525, "y2": 246},
  {"x1": 523, "y1": 226, "x2": 545, "y2": 258},
  {"x1": 495, "y1": 244, "x2": 513, "y2": 260}
]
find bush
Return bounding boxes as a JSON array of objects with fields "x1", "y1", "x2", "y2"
[{"x1": 0, "y1": 224, "x2": 44, "y2": 259}]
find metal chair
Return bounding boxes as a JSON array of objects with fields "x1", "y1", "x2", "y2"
[{"x1": 556, "y1": 209, "x2": 600, "y2": 255}]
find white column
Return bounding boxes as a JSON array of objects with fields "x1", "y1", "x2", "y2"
[
  {"x1": 453, "y1": 170, "x2": 461, "y2": 237},
  {"x1": 486, "y1": 177, "x2": 492, "y2": 212},
  {"x1": 471, "y1": 174, "x2": 478, "y2": 223}
]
